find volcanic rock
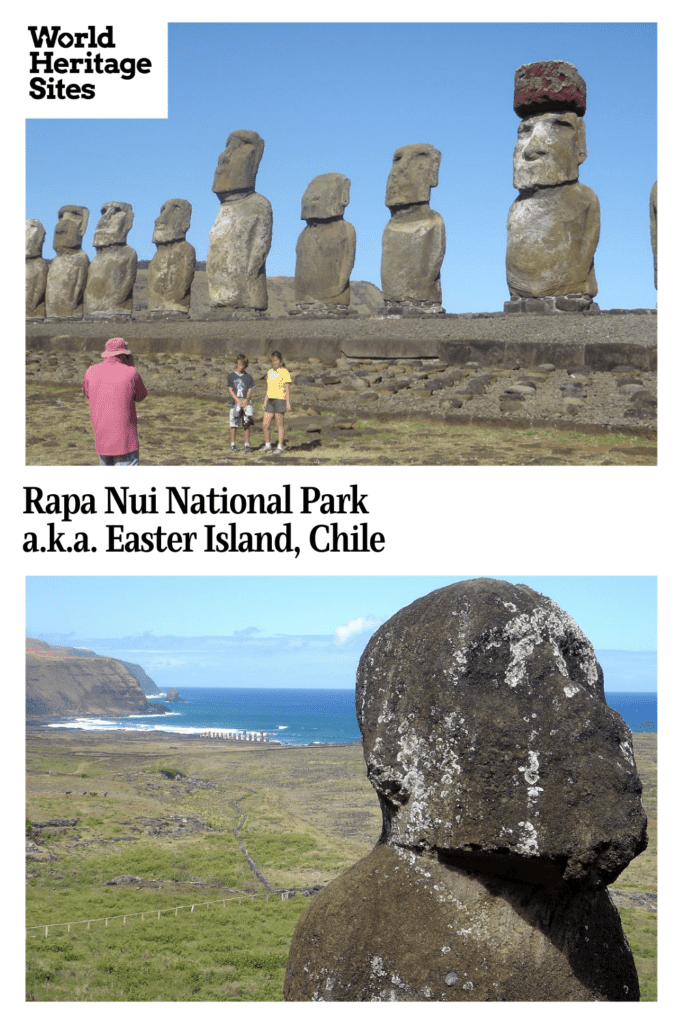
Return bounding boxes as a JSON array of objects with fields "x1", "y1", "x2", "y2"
[{"x1": 284, "y1": 579, "x2": 647, "y2": 1001}]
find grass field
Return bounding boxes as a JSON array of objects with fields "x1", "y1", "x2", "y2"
[
  {"x1": 25, "y1": 729, "x2": 656, "y2": 1001},
  {"x1": 26, "y1": 381, "x2": 656, "y2": 466}
]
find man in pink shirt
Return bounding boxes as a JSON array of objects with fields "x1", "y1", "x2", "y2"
[{"x1": 82, "y1": 338, "x2": 148, "y2": 465}]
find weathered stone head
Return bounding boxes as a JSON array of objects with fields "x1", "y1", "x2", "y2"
[
  {"x1": 152, "y1": 198, "x2": 192, "y2": 244},
  {"x1": 385, "y1": 143, "x2": 441, "y2": 209},
  {"x1": 26, "y1": 219, "x2": 46, "y2": 258},
  {"x1": 301, "y1": 173, "x2": 350, "y2": 221},
  {"x1": 513, "y1": 110, "x2": 587, "y2": 189},
  {"x1": 356, "y1": 578, "x2": 647, "y2": 890},
  {"x1": 212, "y1": 130, "x2": 265, "y2": 197},
  {"x1": 93, "y1": 202, "x2": 134, "y2": 248},
  {"x1": 52, "y1": 205, "x2": 89, "y2": 253},
  {"x1": 512, "y1": 61, "x2": 587, "y2": 190}
]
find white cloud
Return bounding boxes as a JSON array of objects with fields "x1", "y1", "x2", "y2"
[{"x1": 334, "y1": 616, "x2": 383, "y2": 645}]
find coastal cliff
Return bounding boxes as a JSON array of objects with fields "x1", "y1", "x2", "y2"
[{"x1": 26, "y1": 638, "x2": 167, "y2": 718}]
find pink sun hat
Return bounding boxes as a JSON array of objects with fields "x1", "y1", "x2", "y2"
[{"x1": 101, "y1": 338, "x2": 132, "y2": 358}]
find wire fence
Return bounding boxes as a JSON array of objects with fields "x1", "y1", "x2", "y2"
[{"x1": 26, "y1": 888, "x2": 303, "y2": 939}]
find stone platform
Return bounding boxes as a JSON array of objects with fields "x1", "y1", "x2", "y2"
[{"x1": 27, "y1": 310, "x2": 656, "y2": 372}]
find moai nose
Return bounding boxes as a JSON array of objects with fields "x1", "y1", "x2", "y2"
[{"x1": 524, "y1": 126, "x2": 549, "y2": 159}]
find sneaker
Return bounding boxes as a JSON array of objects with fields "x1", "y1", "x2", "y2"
[
  {"x1": 230, "y1": 443, "x2": 238, "y2": 453},
  {"x1": 276, "y1": 444, "x2": 286, "y2": 453},
  {"x1": 263, "y1": 442, "x2": 273, "y2": 451},
  {"x1": 244, "y1": 444, "x2": 253, "y2": 453}
]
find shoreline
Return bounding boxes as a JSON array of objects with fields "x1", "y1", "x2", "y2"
[
  {"x1": 25, "y1": 721, "x2": 652, "y2": 746},
  {"x1": 25, "y1": 722, "x2": 363, "y2": 749}
]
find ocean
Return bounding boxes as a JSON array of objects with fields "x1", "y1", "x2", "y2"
[{"x1": 45, "y1": 687, "x2": 656, "y2": 744}]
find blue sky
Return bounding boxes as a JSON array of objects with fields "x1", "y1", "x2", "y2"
[
  {"x1": 26, "y1": 576, "x2": 657, "y2": 691},
  {"x1": 25, "y1": 21, "x2": 657, "y2": 313}
]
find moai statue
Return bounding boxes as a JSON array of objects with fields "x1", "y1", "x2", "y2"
[
  {"x1": 26, "y1": 219, "x2": 48, "y2": 319},
  {"x1": 649, "y1": 181, "x2": 657, "y2": 290},
  {"x1": 147, "y1": 199, "x2": 196, "y2": 318},
  {"x1": 292, "y1": 173, "x2": 356, "y2": 317},
  {"x1": 207, "y1": 130, "x2": 272, "y2": 316},
  {"x1": 506, "y1": 61, "x2": 600, "y2": 313},
  {"x1": 84, "y1": 201, "x2": 137, "y2": 319},
  {"x1": 380, "y1": 143, "x2": 446, "y2": 316},
  {"x1": 285, "y1": 578, "x2": 648, "y2": 1002},
  {"x1": 45, "y1": 205, "x2": 89, "y2": 319}
]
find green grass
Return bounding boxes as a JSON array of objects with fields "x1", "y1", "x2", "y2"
[
  {"x1": 617, "y1": 908, "x2": 657, "y2": 1001},
  {"x1": 26, "y1": 898, "x2": 305, "y2": 1001},
  {"x1": 26, "y1": 731, "x2": 656, "y2": 1001}
]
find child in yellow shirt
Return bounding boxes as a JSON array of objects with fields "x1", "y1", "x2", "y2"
[{"x1": 262, "y1": 350, "x2": 292, "y2": 452}]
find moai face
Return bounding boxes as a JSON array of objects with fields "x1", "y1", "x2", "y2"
[
  {"x1": 301, "y1": 173, "x2": 350, "y2": 221},
  {"x1": 212, "y1": 130, "x2": 265, "y2": 196},
  {"x1": 26, "y1": 219, "x2": 46, "y2": 258},
  {"x1": 513, "y1": 111, "x2": 587, "y2": 190},
  {"x1": 52, "y1": 205, "x2": 89, "y2": 252},
  {"x1": 152, "y1": 199, "x2": 192, "y2": 244},
  {"x1": 385, "y1": 144, "x2": 441, "y2": 208},
  {"x1": 93, "y1": 202, "x2": 134, "y2": 247}
]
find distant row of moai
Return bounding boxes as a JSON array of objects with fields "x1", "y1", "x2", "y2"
[{"x1": 26, "y1": 61, "x2": 657, "y2": 322}]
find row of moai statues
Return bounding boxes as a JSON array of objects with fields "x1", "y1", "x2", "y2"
[
  {"x1": 26, "y1": 198, "x2": 195, "y2": 321},
  {"x1": 27, "y1": 61, "x2": 657, "y2": 321}
]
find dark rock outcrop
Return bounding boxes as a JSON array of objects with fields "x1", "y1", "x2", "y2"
[
  {"x1": 285, "y1": 579, "x2": 647, "y2": 1001},
  {"x1": 166, "y1": 687, "x2": 184, "y2": 703}
]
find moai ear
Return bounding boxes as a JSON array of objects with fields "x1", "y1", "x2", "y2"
[
  {"x1": 428, "y1": 148, "x2": 441, "y2": 188},
  {"x1": 341, "y1": 176, "x2": 351, "y2": 208},
  {"x1": 576, "y1": 118, "x2": 588, "y2": 165},
  {"x1": 77, "y1": 208, "x2": 89, "y2": 235}
]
